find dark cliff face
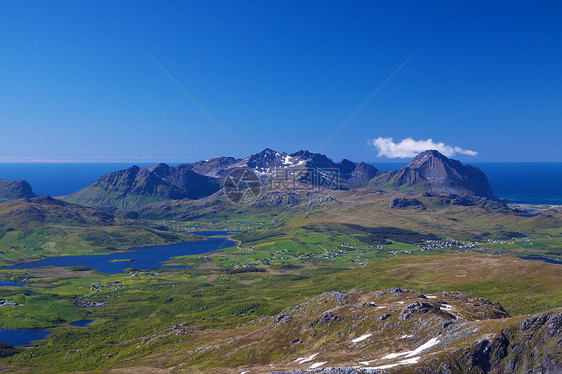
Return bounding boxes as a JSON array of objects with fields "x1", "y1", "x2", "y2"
[
  {"x1": 148, "y1": 163, "x2": 221, "y2": 199},
  {"x1": 415, "y1": 309, "x2": 562, "y2": 374},
  {"x1": 291, "y1": 150, "x2": 337, "y2": 170},
  {"x1": 246, "y1": 149, "x2": 287, "y2": 171},
  {"x1": 351, "y1": 162, "x2": 380, "y2": 180},
  {"x1": 0, "y1": 179, "x2": 36, "y2": 202},
  {"x1": 371, "y1": 150, "x2": 494, "y2": 198},
  {"x1": 186, "y1": 157, "x2": 238, "y2": 177}
]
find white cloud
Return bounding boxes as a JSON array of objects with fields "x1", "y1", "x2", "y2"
[{"x1": 370, "y1": 137, "x2": 478, "y2": 158}]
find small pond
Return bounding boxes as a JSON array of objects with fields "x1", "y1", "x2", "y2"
[
  {"x1": 521, "y1": 256, "x2": 562, "y2": 265},
  {"x1": 68, "y1": 320, "x2": 94, "y2": 327},
  {"x1": 0, "y1": 328, "x2": 50, "y2": 346},
  {"x1": 0, "y1": 282, "x2": 26, "y2": 287}
]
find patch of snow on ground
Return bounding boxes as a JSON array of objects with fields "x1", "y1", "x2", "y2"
[
  {"x1": 425, "y1": 295, "x2": 437, "y2": 299},
  {"x1": 382, "y1": 352, "x2": 408, "y2": 360},
  {"x1": 382, "y1": 337, "x2": 441, "y2": 359},
  {"x1": 440, "y1": 304, "x2": 453, "y2": 311},
  {"x1": 367, "y1": 356, "x2": 420, "y2": 370},
  {"x1": 405, "y1": 337, "x2": 440, "y2": 357},
  {"x1": 401, "y1": 334, "x2": 413, "y2": 339},
  {"x1": 352, "y1": 334, "x2": 372, "y2": 343},
  {"x1": 310, "y1": 362, "x2": 328, "y2": 369},
  {"x1": 397, "y1": 301, "x2": 405, "y2": 304},
  {"x1": 296, "y1": 353, "x2": 318, "y2": 364}
]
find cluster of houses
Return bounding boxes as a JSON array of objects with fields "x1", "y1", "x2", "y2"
[
  {"x1": 417, "y1": 237, "x2": 535, "y2": 251},
  {"x1": 225, "y1": 244, "x2": 381, "y2": 269},
  {"x1": 88, "y1": 281, "x2": 127, "y2": 293},
  {"x1": 200, "y1": 235, "x2": 544, "y2": 272},
  {"x1": 0, "y1": 299, "x2": 18, "y2": 306},
  {"x1": 417, "y1": 239, "x2": 476, "y2": 251},
  {"x1": 487, "y1": 237, "x2": 533, "y2": 245}
]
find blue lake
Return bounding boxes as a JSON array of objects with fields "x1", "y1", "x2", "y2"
[
  {"x1": 0, "y1": 328, "x2": 50, "y2": 346},
  {"x1": 0, "y1": 282, "x2": 26, "y2": 287},
  {"x1": 68, "y1": 320, "x2": 93, "y2": 327},
  {"x1": 6, "y1": 232, "x2": 235, "y2": 274},
  {"x1": 521, "y1": 256, "x2": 562, "y2": 265}
]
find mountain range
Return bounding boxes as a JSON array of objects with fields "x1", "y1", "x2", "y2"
[
  {"x1": 186, "y1": 148, "x2": 380, "y2": 181},
  {"x1": 58, "y1": 149, "x2": 494, "y2": 210}
]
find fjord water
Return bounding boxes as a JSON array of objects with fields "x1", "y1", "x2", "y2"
[
  {"x1": 0, "y1": 162, "x2": 561, "y2": 204},
  {"x1": 7, "y1": 233, "x2": 235, "y2": 273}
]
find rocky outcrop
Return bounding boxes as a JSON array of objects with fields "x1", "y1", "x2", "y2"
[
  {"x1": 418, "y1": 309, "x2": 562, "y2": 373},
  {"x1": 72, "y1": 300, "x2": 108, "y2": 307},
  {"x1": 0, "y1": 179, "x2": 36, "y2": 202},
  {"x1": 399, "y1": 301, "x2": 436, "y2": 320},
  {"x1": 389, "y1": 197, "x2": 425, "y2": 210},
  {"x1": 268, "y1": 307, "x2": 562, "y2": 374}
]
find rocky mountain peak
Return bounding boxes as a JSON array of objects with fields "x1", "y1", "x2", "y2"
[
  {"x1": 408, "y1": 150, "x2": 455, "y2": 169},
  {"x1": 62, "y1": 163, "x2": 221, "y2": 210},
  {"x1": 146, "y1": 163, "x2": 171, "y2": 173},
  {"x1": 372, "y1": 150, "x2": 494, "y2": 198},
  {"x1": 246, "y1": 148, "x2": 288, "y2": 170}
]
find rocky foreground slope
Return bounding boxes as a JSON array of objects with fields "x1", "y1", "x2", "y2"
[{"x1": 122, "y1": 289, "x2": 561, "y2": 373}]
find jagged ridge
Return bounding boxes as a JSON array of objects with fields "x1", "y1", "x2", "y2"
[{"x1": 62, "y1": 164, "x2": 221, "y2": 210}]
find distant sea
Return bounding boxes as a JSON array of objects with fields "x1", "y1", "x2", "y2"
[
  {"x1": 0, "y1": 162, "x2": 561, "y2": 205},
  {"x1": 376, "y1": 162, "x2": 562, "y2": 205},
  {"x1": 0, "y1": 163, "x2": 155, "y2": 197}
]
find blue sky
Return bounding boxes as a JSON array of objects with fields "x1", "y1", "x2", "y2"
[{"x1": 1, "y1": 1, "x2": 561, "y2": 163}]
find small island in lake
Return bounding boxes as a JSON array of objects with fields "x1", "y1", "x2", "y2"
[{"x1": 108, "y1": 258, "x2": 136, "y2": 263}]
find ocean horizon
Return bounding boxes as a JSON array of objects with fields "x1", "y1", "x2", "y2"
[{"x1": 0, "y1": 162, "x2": 561, "y2": 205}]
